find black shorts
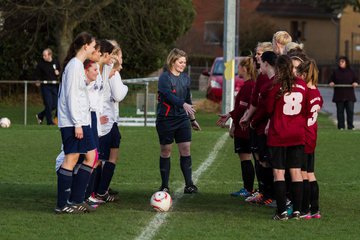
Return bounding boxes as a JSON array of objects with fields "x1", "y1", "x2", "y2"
[
  {"x1": 269, "y1": 145, "x2": 305, "y2": 169},
  {"x1": 251, "y1": 133, "x2": 270, "y2": 163},
  {"x1": 99, "y1": 123, "x2": 121, "y2": 161},
  {"x1": 156, "y1": 117, "x2": 191, "y2": 145},
  {"x1": 234, "y1": 137, "x2": 251, "y2": 154},
  {"x1": 60, "y1": 125, "x2": 96, "y2": 155},
  {"x1": 302, "y1": 152, "x2": 315, "y2": 172}
]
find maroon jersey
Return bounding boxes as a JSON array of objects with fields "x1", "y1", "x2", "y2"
[
  {"x1": 250, "y1": 75, "x2": 274, "y2": 135},
  {"x1": 251, "y1": 73, "x2": 270, "y2": 107},
  {"x1": 230, "y1": 79, "x2": 255, "y2": 138},
  {"x1": 305, "y1": 87, "x2": 323, "y2": 153},
  {"x1": 266, "y1": 77, "x2": 307, "y2": 147}
]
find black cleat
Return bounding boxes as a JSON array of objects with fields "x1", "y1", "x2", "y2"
[
  {"x1": 273, "y1": 211, "x2": 288, "y2": 221},
  {"x1": 159, "y1": 186, "x2": 170, "y2": 193},
  {"x1": 184, "y1": 184, "x2": 198, "y2": 194}
]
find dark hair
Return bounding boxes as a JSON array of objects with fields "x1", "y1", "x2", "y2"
[
  {"x1": 83, "y1": 59, "x2": 95, "y2": 70},
  {"x1": 275, "y1": 55, "x2": 296, "y2": 97},
  {"x1": 62, "y1": 32, "x2": 95, "y2": 70},
  {"x1": 338, "y1": 56, "x2": 350, "y2": 69},
  {"x1": 100, "y1": 39, "x2": 115, "y2": 55},
  {"x1": 261, "y1": 51, "x2": 277, "y2": 66}
]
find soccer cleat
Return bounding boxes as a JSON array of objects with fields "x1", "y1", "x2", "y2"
[
  {"x1": 264, "y1": 199, "x2": 277, "y2": 208},
  {"x1": 95, "y1": 192, "x2": 116, "y2": 202},
  {"x1": 35, "y1": 114, "x2": 43, "y2": 124},
  {"x1": 108, "y1": 188, "x2": 119, "y2": 195},
  {"x1": 86, "y1": 196, "x2": 103, "y2": 208},
  {"x1": 291, "y1": 211, "x2": 301, "y2": 220},
  {"x1": 246, "y1": 192, "x2": 263, "y2": 204},
  {"x1": 159, "y1": 186, "x2": 170, "y2": 193},
  {"x1": 230, "y1": 188, "x2": 251, "y2": 197},
  {"x1": 54, "y1": 203, "x2": 88, "y2": 214},
  {"x1": 300, "y1": 212, "x2": 312, "y2": 220},
  {"x1": 311, "y1": 211, "x2": 321, "y2": 219},
  {"x1": 184, "y1": 184, "x2": 198, "y2": 194},
  {"x1": 286, "y1": 204, "x2": 293, "y2": 216},
  {"x1": 273, "y1": 211, "x2": 288, "y2": 221}
]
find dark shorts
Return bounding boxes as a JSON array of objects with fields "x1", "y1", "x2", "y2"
[
  {"x1": 60, "y1": 125, "x2": 96, "y2": 155},
  {"x1": 77, "y1": 111, "x2": 99, "y2": 164},
  {"x1": 99, "y1": 123, "x2": 121, "y2": 161},
  {"x1": 302, "y1": 152, "x2": 315, "y2": 172},
  {"x1": 156, "y1": 117, "x2": 191, "y2": 145},
  {"x1": 269, "y1": 145, "x2": 305, "y2": 169},
  {"x1": 251, "y1": 133, "x2": 270, "y2": 163},
  {"x1": 234, "y1": 137, "x2": 251, "y2": 154}
]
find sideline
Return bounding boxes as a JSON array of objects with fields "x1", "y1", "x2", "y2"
[{"x1": 135, "y1": 132, "x2": 228, "y2": 240}]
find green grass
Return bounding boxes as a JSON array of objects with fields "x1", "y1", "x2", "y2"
[{"x1": 0, "y1": 109, "x2": 359, "y2": 240}]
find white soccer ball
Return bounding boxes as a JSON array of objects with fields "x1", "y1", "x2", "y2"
[
  {"x1": 150, "y1": 191, "x2": 172, "y2": 212},
  {"x1": 0, "y1": 117, "x2": 11, "y2": 128}
]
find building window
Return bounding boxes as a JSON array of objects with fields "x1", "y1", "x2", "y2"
[
  {"x1": 290, "y1": 20, "x2": 306, "y2": 42},
  {"x1": 204, "y1": 21, "x2": 223, "y2": 45}
]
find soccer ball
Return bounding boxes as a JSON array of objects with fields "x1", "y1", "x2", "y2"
[
  {"x1": 150, "y1": 191, "x2": 172, "y2": 212},
  {"x1": 0, "y1": 117, "x2": 11, "y2": 128}
]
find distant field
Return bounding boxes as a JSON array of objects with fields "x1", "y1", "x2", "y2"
[{"x1": 0, "y1": 108, "x2": 359, "y2": 240}]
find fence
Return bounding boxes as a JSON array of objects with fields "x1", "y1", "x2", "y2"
[{"x1": 0, "y1": 77, "x2": 159, "y2": 126}]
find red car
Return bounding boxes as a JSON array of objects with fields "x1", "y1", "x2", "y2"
[{"x1": 203, "y1": 57, "x2": 244, "y2": 102}]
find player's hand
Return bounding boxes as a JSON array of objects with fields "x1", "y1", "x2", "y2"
[
  {"x1": 216, "y1": 114, "x2": 230, "y2": 127},
  {"x1": 329, "y1": 82, "x2": 335, "y2": 87},
  {"x1": 100, "y1": 115, "x2": 109, "y2": 125},
  {"x1": 183, "y1": 103, "x2": 196, "y2": 116},
  {"x1": 75, "y1": 127, "x2": 83, "y2": 139},
  {"x1": 191, "y1": 120, "x2": 201, "y2": 131},
  {"x1": 352, "y1": 82, "x2": 358, "y2": 88}
]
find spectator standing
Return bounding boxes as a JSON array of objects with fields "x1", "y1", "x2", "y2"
[
  {"x1": 34, "y1": 48, "x2": 61, "y2": 125},
  {"x1": 329, "y1": 56, "x2": 359, "y2": 130}
]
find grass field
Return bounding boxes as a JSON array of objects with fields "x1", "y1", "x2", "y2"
[{"x1": 0, "y1": 106, "x2": 359, "y2": 240}]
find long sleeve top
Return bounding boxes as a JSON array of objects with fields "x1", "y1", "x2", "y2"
[
  {"x1": 329, "y1": 67, "x2": 358, "y2": 102},
  {"x1": 57, "y1": 57, "x2": 90, "y2": 128}
]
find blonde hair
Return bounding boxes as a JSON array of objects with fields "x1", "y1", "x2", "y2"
[
  {"x1": 273, "y1": 31, "x2": 292, "y2": 45},
  {"x1": 166, "y1": 48, "x2": 187, "y2": 70},
  {"x1": 256, "y1": 42, "x2": 273, "y2": 52}
]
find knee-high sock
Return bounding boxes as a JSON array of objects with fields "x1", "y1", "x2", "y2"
[
  {"x1": 160, "y1": 156, "x2": 170, "y2": 188},
  {"x1": 310, "y1": 181, "x2": 320, "y2": 213},
  {"x1": 301, "y1": 180, "x2": 310, "y2": 213},
  {"x1": 57, "y1": 167, "x2": 73, "y2": 208},
  {"x1": 97, "y1": 162, "x2": 116, "y2": 195},
  {"x1": 85, "y1": 170, "x2": 97, "y2": 199},
  {"x1": 263, "y1": 167, "x2": 274, "y2": 199},
  {"x1": 255, "y1": 161, "x2": 265, "y2": 193},
  {"x1": 70, "y1": 164, "x2": 93, "y2": 204},
  {"x1": 180, "y1": 156, "x2": 193, "y2": 186},
  {"x1": 291, "y1": 181, "x2": 303, "y2": 213},
  {"x1": 93, "y1": 164, "x2": 103, "y2": 194},
  {"x1": 274, "y1": 181, "x2": 287, "y2": 214},
  {"x1": 241, "y1": 160, "x2": 255, "y2": 192}
]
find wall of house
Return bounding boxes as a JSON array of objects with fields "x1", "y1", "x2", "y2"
[{"x1": 339, "y1": 6, "x2": 360, "y2": 63}]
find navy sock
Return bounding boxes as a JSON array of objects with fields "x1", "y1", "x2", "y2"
[
  {"x1": 274, "y1": 181, "x2": 287, "y2": 214},
  {"x1": 310, "y1": 181, "x2": 320, "y2": 213},
  {"x1": 301, "y1": 180, "x2": 310, "y2": 213},
  {"x1": 241, "y1": 160, "x2": 255, "y2": 192},
  {"x1": 160, "y1": 156, "x2": 170, "y2": 188},
  {"x1": 70, "y1": 164, "x2": 92, "y2": 204},
  {"x1": 93, "y1": 164, "x2": 102, "y2": 194},
  {"x1": 291, "y1": 181, "x2": 303, "y2": 213},
  {"x1": 97, "y1": 162, "x2": 116, "y2": 195},
  {"x1": 180, "y1": 156, "x2": 193, "y2": 186},
  {"x1": 85, "y1": 170, "x2": 97, "y2": 199},
  {"x1": 57, "y1": 167, "x2": 73, "y2": 208}
]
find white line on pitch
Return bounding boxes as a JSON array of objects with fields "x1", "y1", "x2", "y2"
[{"x1": 135, "y1": 132, "x2": 228, "y2": 240}]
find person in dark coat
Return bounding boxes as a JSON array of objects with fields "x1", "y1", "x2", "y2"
[{"x1": 329, "y1": 56, "x2": 359, "y2": 130}]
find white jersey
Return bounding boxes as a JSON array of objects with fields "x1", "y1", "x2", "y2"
[
  {"x1": 57, "y1": 57, "x2": 90, "y2": 128},
  {"x1": 99, "y1": 71, "x2": 128, "y2": 136}
]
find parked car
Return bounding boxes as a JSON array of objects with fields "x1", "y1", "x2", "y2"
[{"x1": 202, "y1": 57, "x2": 244, "y2": 102}]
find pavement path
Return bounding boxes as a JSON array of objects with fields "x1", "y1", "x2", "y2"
[{"x1": 318, "y1": 86, "x2": 360, "y2": 129}]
